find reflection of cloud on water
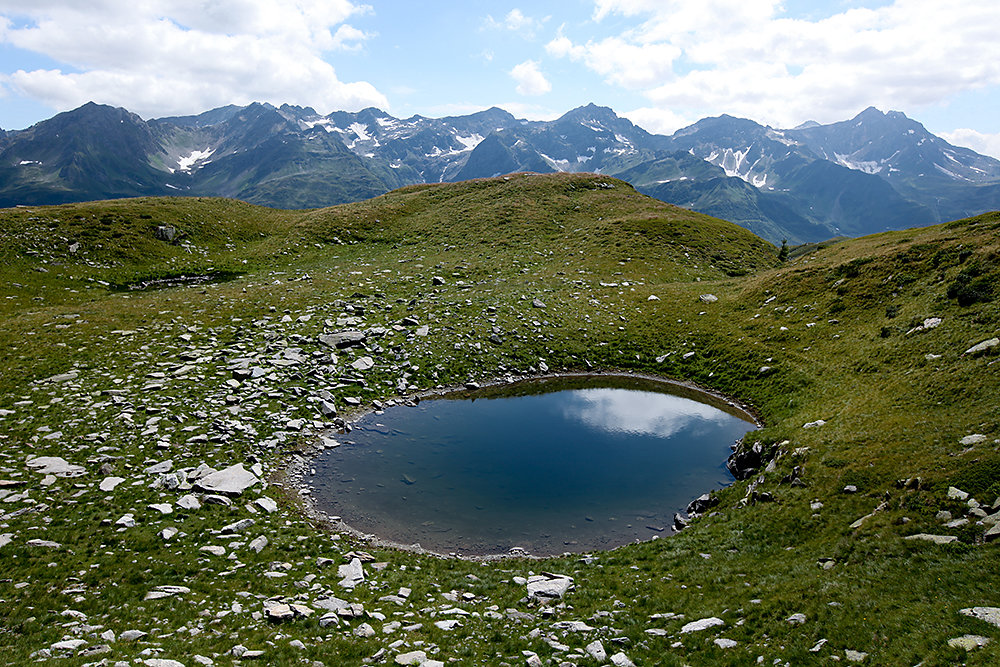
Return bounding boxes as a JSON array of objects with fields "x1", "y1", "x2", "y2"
[{"x1": 563, "y1": 389, "x2": 731, "y2": 438}]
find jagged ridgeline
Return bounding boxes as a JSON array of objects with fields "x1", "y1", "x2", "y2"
[{"x1": 2, "y1": 174, "x2": 1000, "y2": 664}]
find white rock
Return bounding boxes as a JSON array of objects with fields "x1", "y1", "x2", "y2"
[
  {"x1": 610, "y1": 652, "x2": 636, "y2": 667},
  {"x1": 256, "y1": 497, "x2": 278, "y2": 513},
  {"x1": 714, "y1": 638, "x2": 738, "y2": 648},
  {"x1": 195, "y1": 463, "x2": 260, "y2": 496},
  {"x1": 353, "y1": 622, "x2": 375, "y2": 637},
  {"x1": 26, "y1": 456, "x2": 85, "y2": 477},
  {"x1": 803, "y1": 419, "x2": 827, "y2": 428},
  {"x1": 680, "y1": 617, "x2": 725, "y2": 633},
  {"x1": 904, "y1": 533, "x2": 958, "y2": 544},
  {"x1": 249, "y1": 536, "x2": 269, "y2": 553},
  {"x1": 160, "y1": 527, "x2": 178, "y2": 540},
  {"x1": 434, "y1": 619, "x2": 461, "y2": 630},
  {"x1": 149, "y1": 503, "x2": 173, "y2": 515},
  {"x1": 395, "y1": 650, "x2": 427, "y2": 665},
  {"x1": 960, "y1": 607, "x2": 1000, "y2": 628},
  {"x1": 960, "y1": 434, "x2": 988, "y2": 446},
  {"x1": 0, "y1": 533, "x2": 14, "y2": 548},
  {"x1": 948, "y1": 635, "x2": 991, "y2": 650},
  {"x1": 120, "y1": 630, "x2": 148, "y2": 641},
  {"x1": 964, "y1": 337, "x2": 999, "y2": 356},
  {"x1": 177, "y1": 494, "x2": 202, "y2": 510},
  {"x1": 144, "y1": 659, "x2": 186, "y2": 667},
  {"x1": 585, "y1": 640, "x2": 607, "y2": 662},
  {"x1": 200, "y1": 545, "x2": 226, "y2": 556},
  {"x1": 51, "y1": 639, "x2": 87, "y2": 651},
  {"x1": 351, "y1": 356, "x2": 375, "y2": 371},
  {"x1": 99, "y1": 476, "x2": 126, "y2": 492},
  {"x1": 115, "y1": 513, "x2": 136, "y2": 528},
  {"x1": 526, "y1": 573, "x2": 573, "y2": 601},
  {"x1": 844, "y1": 649, "x2": 868, "y2": 662},
  {"x1": 948, "y1": 486, "x2": 970, "y2": 501},
  {"x1": 338, "y1": 557, "x2": 365, "y2": 588}
]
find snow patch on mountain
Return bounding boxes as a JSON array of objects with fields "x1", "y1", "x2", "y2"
[
  {"x1": 934, "y1": 163, "x2": 972, "y2": 181},
  {"x1": 539, "y1": 153, "x2": 571, "y2": 171},
  {"x1": 349, "y1": 123, "x2": 372, "y2": 143},
  {"x1": 177, "y1": 148, "x2": 214, "y2": 172},
  {"x1": 834, "y1": 153, "x2": 882, "y2": 175},
  {"x1": 455, "y1": 133, "x2": 484, "y2": 151}
]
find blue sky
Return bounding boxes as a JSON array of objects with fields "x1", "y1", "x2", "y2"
[{"x1": 2, "y1": 0, "x2": 999, "y2": 157}]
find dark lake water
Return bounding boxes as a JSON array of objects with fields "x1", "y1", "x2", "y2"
[{"x1": 309, "y1": 375, "x2": 756, "y2": 556}]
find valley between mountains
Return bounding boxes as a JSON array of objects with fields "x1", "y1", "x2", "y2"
[{"x1": 1, "y1": 173, "x2": 999, "y2": 665}]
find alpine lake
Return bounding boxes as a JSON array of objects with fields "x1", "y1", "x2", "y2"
[{"x1": 308, "y1": 375, "x2": 758, "y2": 557}]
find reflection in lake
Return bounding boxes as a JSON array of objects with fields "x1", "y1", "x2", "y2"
[{"x1": 310, "y1": 376, "x2": 756, "y2": 556}]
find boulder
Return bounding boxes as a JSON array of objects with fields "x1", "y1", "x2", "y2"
[
  {"x1": 26, "y1": 456, "x2": 85, "y2": 477},
  {"x1": 964, "y1": 337, "x2": 999, "y2": 356},
  {"x1": 680, "y1": 617, "x2": 725, "y2": 633},
  {"x1": 526, "y1": 573, "x2": 574, "y2": 601},
  {"x1": 318, "y1": 331, "x2": 366, "y2": 349},
  {"x1": 195, "y1": 464, "x2": 260, "y2": 496},
  {"x1": 338, "y1": 558, "x2": 365, "y2": 589},
  {"x1": 960, "y1": 607, "x2": 1000, "y2": 628}
]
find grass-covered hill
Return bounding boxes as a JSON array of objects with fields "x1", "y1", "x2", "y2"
[{"x1": 1, "y1": 172, "x2": 999, "y2": 665}]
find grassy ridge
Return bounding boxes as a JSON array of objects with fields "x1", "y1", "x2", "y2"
[{"x1": 1, "y1": 174, "x2": 999, "y2": 665}]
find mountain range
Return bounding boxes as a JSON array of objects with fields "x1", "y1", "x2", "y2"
[{"x1": 2, "y1": 101, "x2": 999, "y2": 243}]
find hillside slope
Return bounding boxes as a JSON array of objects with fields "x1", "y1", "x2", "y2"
[{"x1": 0, "y1": 177, "x2": 998, "y2": 665}]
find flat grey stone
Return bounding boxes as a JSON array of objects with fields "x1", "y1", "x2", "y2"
[
  {"x1": 99, "y1": 476, "x2": 126, "y2": 492},
  {"x1": 526, "y1": 573, "x2": 573, "y2": 601},
  {"x1": 964, "y1": 337, "x2": 999, "y2": 356},
  {"x1": 255, "y1": 497, "x2": 278, "y2": 513},
  {"x1": 26, "y1": 456, "x2": 85, "y2": 477},
  {"x1": 338, "y1": 557, "x2": 365, "y2": 589},
  {"x1": 904, "y1": 533, "x2": 958, "y2": 544},
  {"x1": 960, "y1": 607, "x2": 1000, "y2": 628},
  {"x1": 680, "y1": 617, "x2": 725, "y2": 633},
  {"x1": 318, "y1": 331, "x2": 366, "y2": 349},
  {"x1": 948, "y1": 635, "x2": 990, "y2": 650},
  {"x1": 195, "y1": 463, "x2": 260, "y2": 496}
]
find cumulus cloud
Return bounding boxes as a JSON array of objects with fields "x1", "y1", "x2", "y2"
[
  {"x1": 0, "y1": 0, "x2": 388, "y2": 119},
  {"x1": 510, "y1": 60, "x2": 551, "y2": 96},
  {"x1": 940, "y1": 129, "x2": 1000, "y2": 160},
  {"x1": 548, "y1": 0, "x2": 1000, "y2": 130}
]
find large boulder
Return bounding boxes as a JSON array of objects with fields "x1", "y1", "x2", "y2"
[
  {"x1": 318, "y1": 331, "x2": 366, "y2": 349},
  {"x1": 194, "y1": 464, "x2": 260, "y2": 497}
]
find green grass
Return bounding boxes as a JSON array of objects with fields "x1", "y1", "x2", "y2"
[{"x1": 1, "y1": 174, "x2": 998, "y2": 665}]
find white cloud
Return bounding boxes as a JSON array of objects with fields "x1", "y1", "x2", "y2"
[
  {"x1": 548, "y1": 0, "x2": 1000, "y2": 128},
  {"x1": 0, "y1": 0, "x2": 387, "y2": 118},
  {"x1": 510, "y1": 60, "x2": 551, "y2": 96},
  {"x1": 621, "y1": 107, "x2": 694, "y2": 136},
  {"x1": 485, "y1": 8, "x2": 548, "y2": 38},
  {"x1": 940, "y1": 129, "x2": 1000, "y2": 160}
]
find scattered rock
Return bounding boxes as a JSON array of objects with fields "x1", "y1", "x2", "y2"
[
  {"x1": 680, "y1": 617, "x2": 725, "y2": 633},
  {"x1": 964, "y1": 338, "x2": 999, "y2": 356},
  {"x1": 526, "y1": 573, "x2": 574, "y2": 602},
  {"x1": 99, "y1": 476, "x2": 126, "y2": 492},
  {"x1": 803, "y1": 419, "x2": 827, "y2": 428},
  {"x1": 714, "y1": 638, "x2": 738, "y2": 648},
  {"x1": 960, "y1": 434, "x2": 988, "y2": 446},
  {"x1": 960, "y1": 607, "x2": 1000, "y2": 628},
  {"x1": 699, "y1": 294, "x2": 718, "y2": 303},
  {"x1": 610, "y1": 652, "x2": 636, "y2": 667},
  {"x1": 338, "y1": 557, "x2": 365, "y2": 588},
  {"x1": 26, "y1": 456, "x2": 85, "y2": 477},
  {"x1": 844, "y1": 649, "x2": 868, "y2": 662},
  {"x1": 195, "y1": 464, "x2": 260, "y2": 496},
  {"x1": 904, "y1": 533, "x2": 958, "y2": 545},
  {"x1": 948, "y1": 635, "x2": 990, "y2": 651},
  {"x1": 585, "y1": 640, "x2": 607, "y2": 662}
]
